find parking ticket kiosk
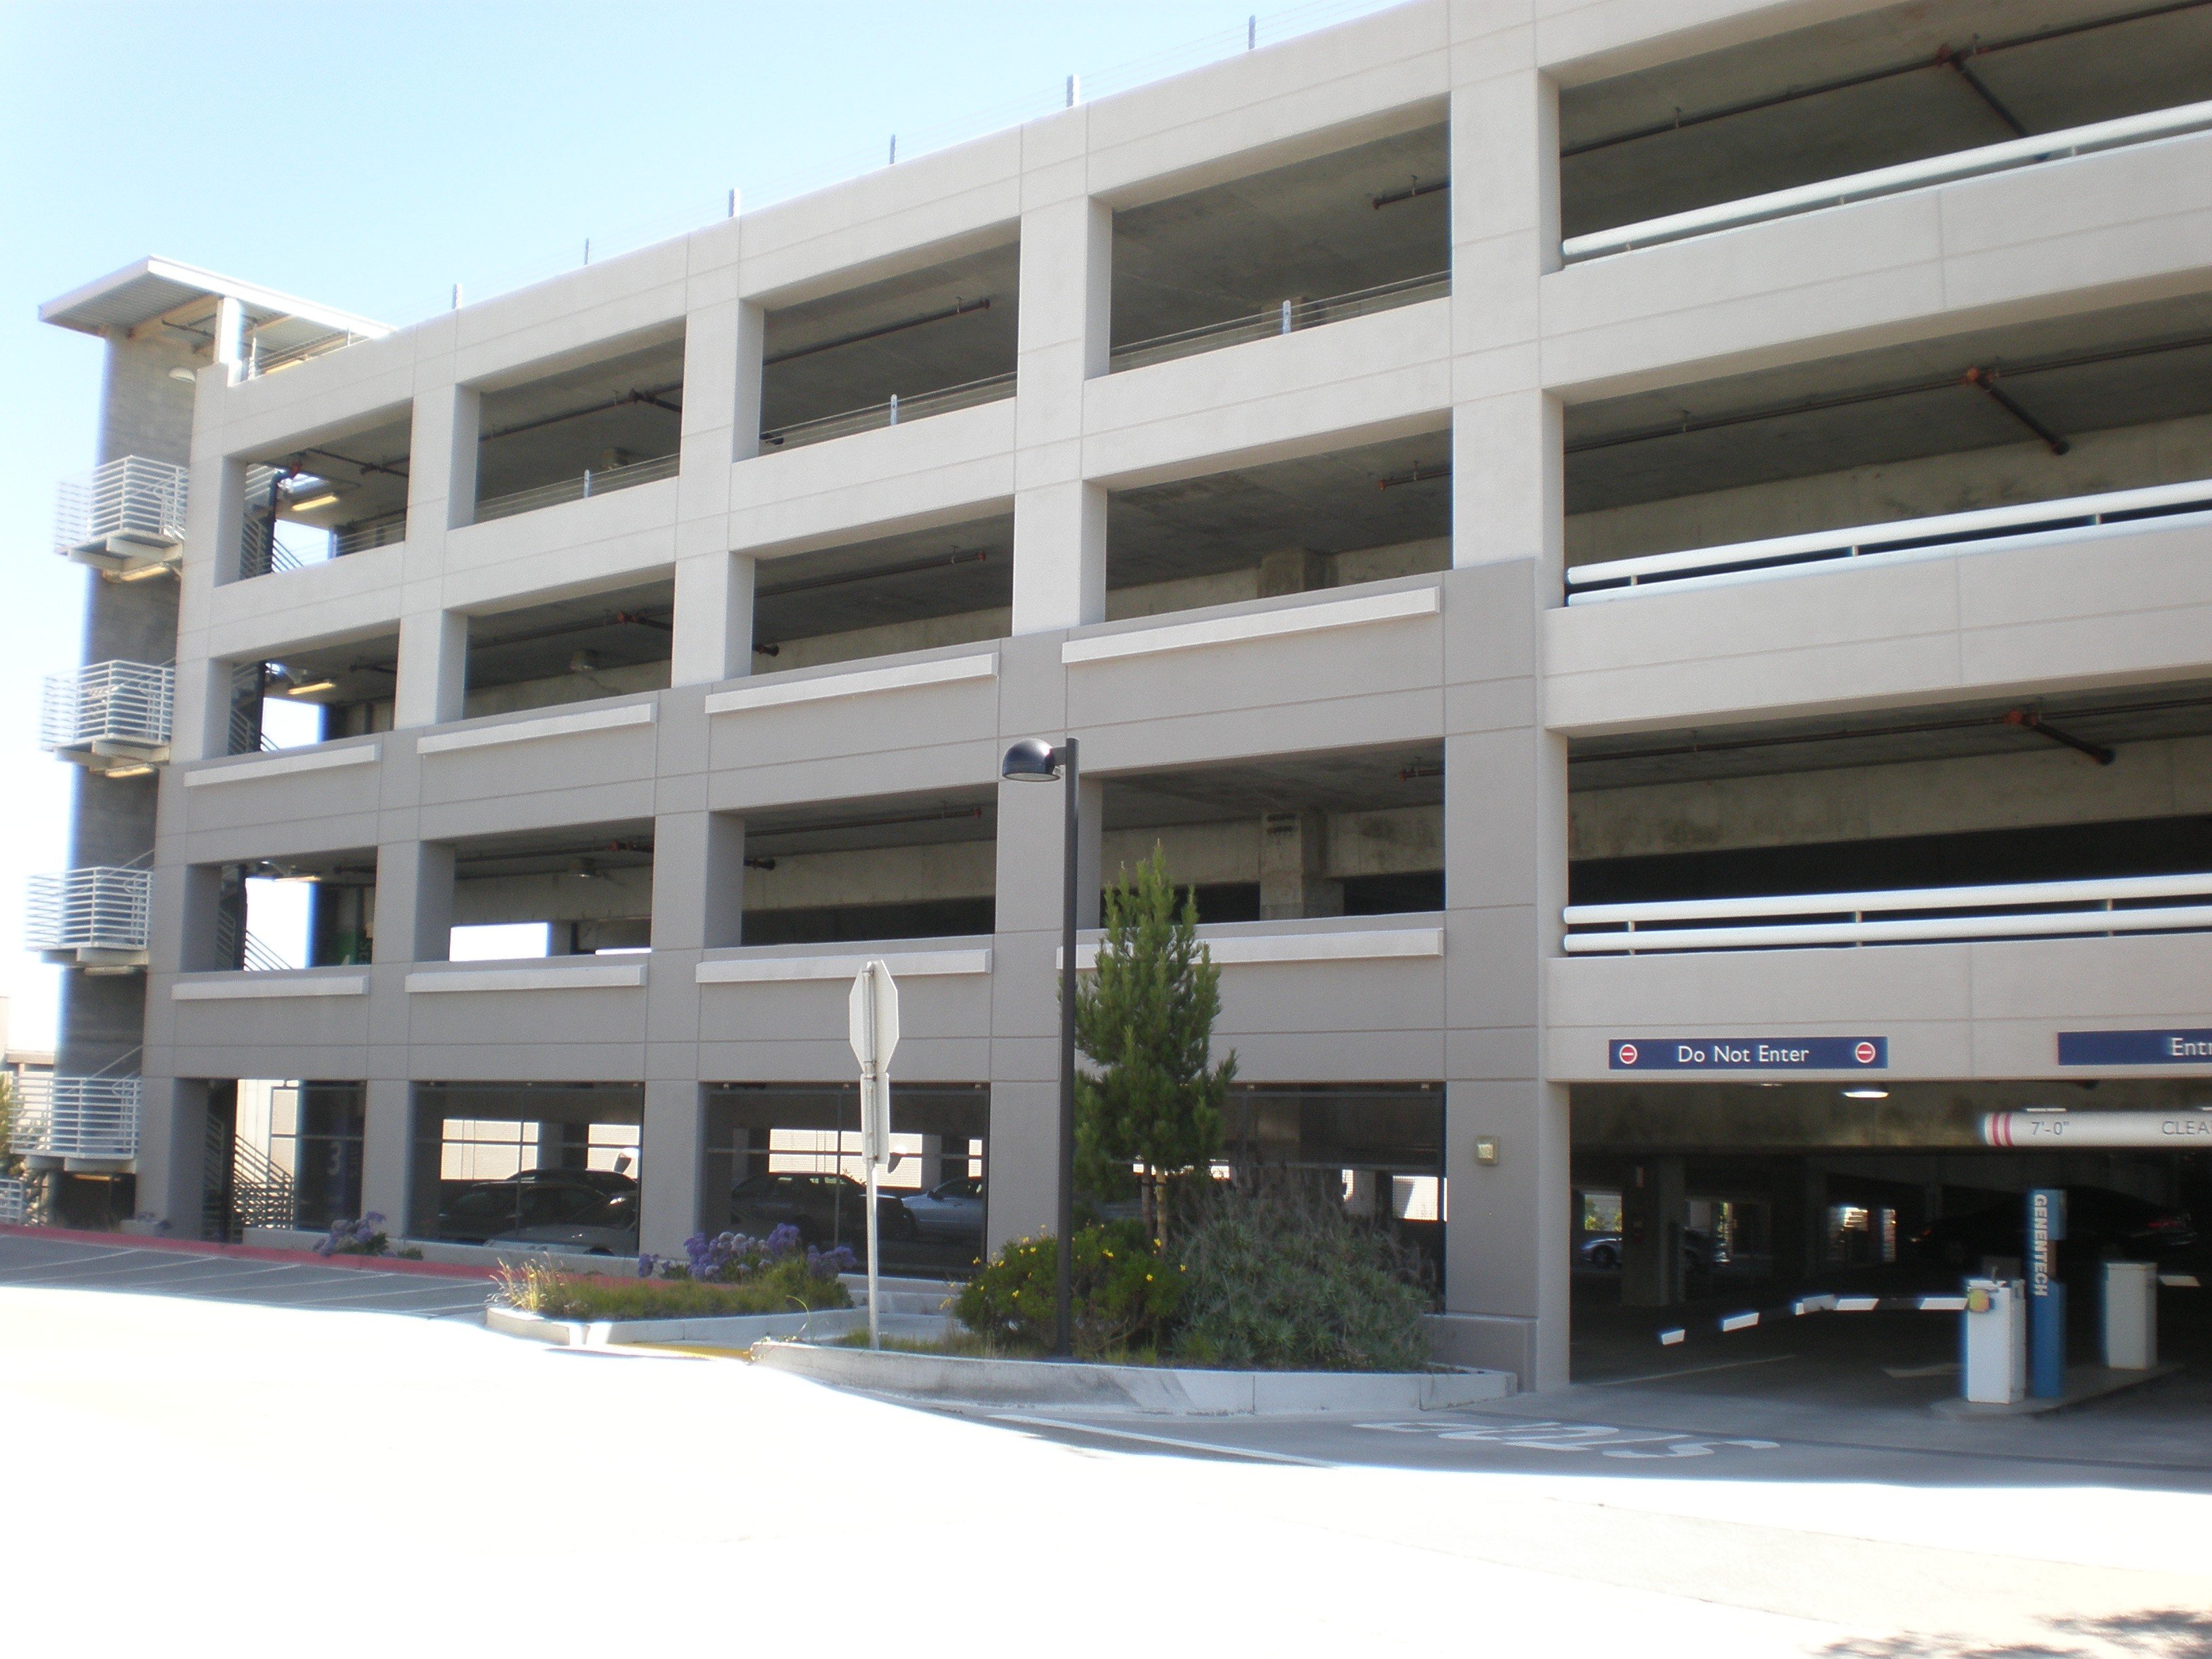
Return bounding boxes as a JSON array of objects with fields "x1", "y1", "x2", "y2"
[{"x1": 1962, "y1": 1277, "x2": 2026, "y2": 1404}]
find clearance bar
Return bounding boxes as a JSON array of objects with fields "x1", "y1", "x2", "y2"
[{"x1": 1982, "y1": 1109, "x2": 2212, "y2": 1147}]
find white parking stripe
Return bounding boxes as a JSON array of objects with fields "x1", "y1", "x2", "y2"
[
  {"x1": 1586, "y1": 1353, "x2": 1798, "y2": 1387},
  {"x1": 991, "y1": 1414, "x2": 1333, "y2": 1467},
  {"x1": 0, "y1": 1248, "x2": 146, "y2": 1277}
]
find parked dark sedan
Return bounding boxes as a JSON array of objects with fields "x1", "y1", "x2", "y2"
[
  {"x1": 1911, "y1": 1187, "x2": 2198, "y2": 1267},
  {"x1": 436, "y1": 1170, "x2": 637, "y2": 1245},
  {"x1": 726, "y1": 1171, "x2": 918, "y2": 1246}
]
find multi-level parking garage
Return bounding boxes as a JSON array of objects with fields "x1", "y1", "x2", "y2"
[{"x1": 19, "y1": 0, "x2": 2212, "y2": 1391}]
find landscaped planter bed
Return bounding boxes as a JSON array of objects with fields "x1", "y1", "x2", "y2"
[{"x1": 750, "y1": 1340, "x2": 1514, "y2": 1415}]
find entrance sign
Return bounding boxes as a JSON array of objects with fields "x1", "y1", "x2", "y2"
[
  {"x1": 1982, "y1": 1109, "x2": 2212, "y2": 1148},
  {"x1": 2027, "y1": 1187, "x2": 2066, "y2": 1399},
  {"x1": 847, "y1": 960, "x2": 900, "y2": 1350},
  {"x1": 1609, "y1": 1037, "x2": 1887, "y2": 1071},
  {"x1": 2058, "y1": 1028, "x2": 2212, "y2": 1065}
]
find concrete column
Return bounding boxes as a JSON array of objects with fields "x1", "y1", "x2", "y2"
[
  {"x1": 1431, "y1": 35, "x2": 1572, "y2": 1391},
  {"x1": 409, "y1": 384, "x2": 480, "y2": 534},
  {"x1": 1256, "y1": 548, "x2": 1329, "y2": 598},
  {"x1": 1620, "y1": 1157, "x2": 1687, "y2": 1307},
  {"x1": 359, "y1": 1077, "x2": 412, "y2": 1235},
  {"x1": 651, "y1": 810, "x2": 746, "y2": 951},
  {"x1": 670, "y1": 281, "x2": 754, "y2": 687},
  {"x1": 392, "y1": 609, "x2": 467, "y2": 730},
  {"x1": 732, "y1": 300, "x2": 765, "y2": 464},
  {"x1": 1770, "y1": 1163, "x2": 1826, "y2": 1285},
  {"x1": 915, "y1": 1133, "x2": 945, "y2": 1191},
  {"x1": 670, "y1": 552, "x2": 755, "y2": 686},
  {"x1": 373, "y1": 842, "x2": 454, "y2": 963},
  {"x1": 211, "y1": 295, "x2": 245, "y2": 380},
  {"x1": 1258, "y1": 811, "x2": 1342, "y2": 920},
  {"x1": 1010, "y1": 175, "x2": 1111, "y2": 635},
  {"x1": 640, "y1": 1076, "x2": 703, "y2": 1254},
  {"x1": 135, "y1": 1076, "x2": 212, "y2": 1234},
  {"x1": 985, "y1": 729, "x2": 1096, "y2": 1249}
]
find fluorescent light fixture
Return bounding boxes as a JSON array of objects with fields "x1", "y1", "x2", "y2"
[
  {"x1": 104, "y1": 762, "x2": 155, "y2": 778},
  {"x1": 1842, "y1": 1088, "x2": 1889, "y2": 1100},
  {"x1": 115, "y1": 562, "x2": 173, "y2": 582},
  {"x1": 281, "y1": 679, "x2": 337, "y2": 697},
  {"x1": 168, "y1": 367, "x2": 198, "y2": 384},
  {"x1": 286, "y1": 492, "x2": 340, "y2": 512},
  {"x1": 2025, "y1": 1105, "x2": 2068, "y2": 1115}
]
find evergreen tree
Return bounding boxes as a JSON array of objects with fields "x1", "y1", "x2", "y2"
[{"x1": 1073, "y1": 847, "x2": 1236, "y2": 1240}]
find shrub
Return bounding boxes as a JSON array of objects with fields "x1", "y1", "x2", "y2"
[
  {"x1": 1073, "y1": 848, "x2": 1235, "y2": 1240},
  {"x1": 636, "y1": 1224, "x2": 855, "y2": 1286},
  {"x1": 1172, "y1": 1183, "x2": 1431, "y2": 1372},
  {"x1": 955, "y1": 1221, "x2": 1181, "y2": 1358},
  {"x1": 496, "y1": 1253, "x2": 851, "y2": 1322},
  {"x1": 315, "y1": 1213, "x2": 389, "y2": 1257}
]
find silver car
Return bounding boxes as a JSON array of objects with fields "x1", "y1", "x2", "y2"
[{"x1": 901, "y1": 1176, "x2": 984, "y2": 1244}]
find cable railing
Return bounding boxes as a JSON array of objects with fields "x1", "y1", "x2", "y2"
[
  {"x1": 243, "y1": 934, "x2": 297, "y2": 974},
  {"x1": 1565, "y1": 476, "x2": 2212, "y2": 602},
  {"x1": 210, "y1": 900, "x2": 298, "y2": 974},
  {"x1": 474, "y1": 451, "x2": 680, "y2": 524},
  {"x1": 1563, "y1": 96, "x2": 2212, "y2": 263},
  {"x1": 333, "y1": 511, "x2": 407, "y2": 557},
  {"x1": 242, "y1": 329, "x2": 373, "y2": 380},
  {"x1": 1563, "y1": 872, "x2": 2212, "y2": 955},
  {"x1": 41, "y1": 661, "x2": 174, "y2": 756},
  {"x1": 25, "y1": 867, "x2": 153, "y2": 957},
  {"x1": 230, "y1": 1133, "x2": 297, "y2": 1233},
  {"x1": 1108, "y1": 270, "x2": 1449, "y2": 373},
  {"x1": 11, "y1": 1076, "x2": 140, "y2": 1162},
  {"x1": 761, "y1": 371, "x2": 1018, "y2": 452},
  {"x1": 54, "y1": 455, "x2": 188, "y2": 558}
]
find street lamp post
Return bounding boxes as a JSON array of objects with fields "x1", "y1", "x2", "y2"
[{"x1": 1002, "y1": 735, "x2": 1078, "y2": 1357}]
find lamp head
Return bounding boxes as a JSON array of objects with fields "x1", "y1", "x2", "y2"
[{"x1": 1002, "y1": 737, "x2": 1061, "y2": 781}]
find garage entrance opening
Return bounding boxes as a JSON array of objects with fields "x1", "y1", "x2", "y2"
[{"x1": 1570, "y1": 1081, "x2": 2210, "y2": 1404}]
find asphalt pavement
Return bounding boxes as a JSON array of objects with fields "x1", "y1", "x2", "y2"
[{"x1": 0, "y1": 1231, "x2": 495, "y2": 1319}]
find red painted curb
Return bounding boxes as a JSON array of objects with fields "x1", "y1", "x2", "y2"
[{"x1": 0, "y1": 1223, "x2": 497, "y2": 1280}]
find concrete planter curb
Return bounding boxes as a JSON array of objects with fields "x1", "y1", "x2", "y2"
[
  {"x1": 750, "y1": 1340, "x2": 1515, "y2": 1414},
  {"x1": 486, "y1": 1302, "x2": 871, "y2": 1348},
  {"x1": 247, "y1": 1227, "x2": 639, "y2": 1280}
]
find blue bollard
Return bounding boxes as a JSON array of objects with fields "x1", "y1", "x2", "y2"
[{"x1": 2027, "y1": 1188, "x2": 2067, "y2": 1399}]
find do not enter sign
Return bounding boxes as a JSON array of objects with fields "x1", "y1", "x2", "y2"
[{"x1": 1609, "y1": 1036, "x2": 1889, "y2": 1071}]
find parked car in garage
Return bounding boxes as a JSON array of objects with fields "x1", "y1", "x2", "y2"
[
  {"x1": 1576, "y1": 1229, "x2": 1713, "y2": 1272},
  {"x1": 901, "y1": 1176, "x2": 985, "y2": 1244},
  {"x1": 436, "y1": 1169, "x2": 637, "y2": 1247},
  {"x1": 726, "y1": 1170, "x2": 918, "y2": 1246},
  {"x1": 1911, "y1": 1187, "x2": 2198, "y2": 1267}
]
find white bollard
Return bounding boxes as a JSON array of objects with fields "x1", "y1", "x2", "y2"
[{"x1": 2104, "y1": 1261, "x2": 2158, "y2": 1370}]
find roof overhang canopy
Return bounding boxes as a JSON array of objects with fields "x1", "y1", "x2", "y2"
[{"x1": 39, "y1": 255, "x2": 388, "y2": 359}]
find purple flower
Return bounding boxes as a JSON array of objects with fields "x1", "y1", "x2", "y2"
[
  {"x1": 764, "y1": 1223, "x2": 803, "y2": 1259},
  {"x1": 636, "y1": 1252, "x2": 656, "y2": 1279}
]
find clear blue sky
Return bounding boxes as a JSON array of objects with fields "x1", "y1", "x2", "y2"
[{"x1": 0, "y1": 0, "x2": 1398, "y2": 1051}]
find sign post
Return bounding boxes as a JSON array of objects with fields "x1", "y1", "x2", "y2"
[
  {"x1": 2026, "y1": 1187, "x2": 2066, "y2": 1399},
  {"x1": 848, "y1": 960, "x2": 900, "y2": 1351}
]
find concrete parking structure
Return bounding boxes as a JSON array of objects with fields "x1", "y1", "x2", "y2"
[{"x1": 20, "y1": 0, "x2": 2212, "y2": 1395}]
